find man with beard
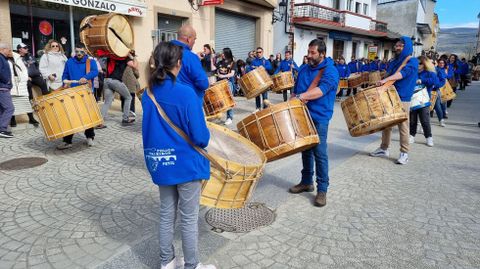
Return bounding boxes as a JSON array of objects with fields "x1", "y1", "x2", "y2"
[
  {"x1": 288, "y1": 39, "x2": 339, "y2": 207},
  {"x1": 370, "y1": 36, "x2": 418, "y2": 165}
]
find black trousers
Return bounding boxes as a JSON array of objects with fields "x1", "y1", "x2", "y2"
[
  {"x1": 447, "y1": 86, "x2": 457, "y2": 108},
  {"x1": 63, "y1": 128, "x2": 95, "y2": 144},
  {"x1": 410, "y1": 107, "x2": 432, "y2": 138},
  {"x1": 28, "y1": 75, "x2": 49, "y2": 99},
  {"x1": 346, "y1": 88, "x2": 358, "y2": 96},
  {"x1": 282, "y1": 89, "x2": 291, "y2": 102},
  {"x1": 459, "y1": 75, "x2": 467, "y2": 90}
]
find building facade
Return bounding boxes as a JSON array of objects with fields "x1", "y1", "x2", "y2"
[
  {"x1": 272, "y1": 0, "x2": 395, "y2": 65},
  {"x1": 376, "y1": 0, "x2": 437, "y2": 56},
  {"x1": 0, "y1": 0, "x2": 276, "y2": 87}
]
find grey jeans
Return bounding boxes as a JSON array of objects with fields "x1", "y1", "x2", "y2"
[
  {"x1": 159, "y1": 180, "x2": 201, "y2": 269},
  {"x1": 101, "y1": 78, "x2": 132, "y2": 121}
]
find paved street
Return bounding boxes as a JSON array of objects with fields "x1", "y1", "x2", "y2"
[{"x1": 1, "y1": 83, "x2": 479, "y2": 269}]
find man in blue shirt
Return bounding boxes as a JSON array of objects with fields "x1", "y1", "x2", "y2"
[
  {"x1": 0, "y1": 42, "x2": 14, "y2": 138},
  {"x1": 347, "y1": 56, "x2": 362, "y2": 74},
  {"x1": 288, "y1": 39, "x2": 339, "y2": 207},
  {"x1": 58, "y1": 43, "x2": 99, "y2": 150},
  {"x1": 370, "y1": 36, "x2": 418, "y2": 165},
  {"x1": 275, "y1": 50, "x2": 299, "y2": 101},
  {"x1": 171, "y1": 25, "x2": 209, "y2": 101},
  {"x1": 247, "y1": 47, "x2": 273, "y2": 111}
]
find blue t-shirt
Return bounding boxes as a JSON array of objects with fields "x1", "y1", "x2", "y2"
[
  {"x1": 62, "y1": 56, "x2": 98, "y2": 90},
  {"x1": 275, "y1": 59, "x2": 299, "y2": 74},
  {"x1": 335, "y1": 63, "x2": 350, "y2": 79}
]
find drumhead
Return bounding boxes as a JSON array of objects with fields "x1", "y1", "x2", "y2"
[{"x1": 207, "y1": 125, "x2": 262, "y2": 165}]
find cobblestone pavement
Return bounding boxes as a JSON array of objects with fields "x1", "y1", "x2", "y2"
[{"x1": 1, "y1": 83, "x2": 479, "y2": 269}]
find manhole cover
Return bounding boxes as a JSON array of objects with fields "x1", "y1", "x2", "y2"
[
  {"x1": 0, "y1": 157, "x2": 48, "y2": 170},
  {"x1": 205, "y1": 203, "x2": 275, "y2": 233}
]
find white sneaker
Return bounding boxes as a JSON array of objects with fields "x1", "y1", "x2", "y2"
[
  {"x1": 86, "y1": 138, "x2": 94, "y2": 147},
  {"x1": 161, "y1": 257, "x2": 183, "y2": 269},
  {"x1": 396, "y1": 152, "x2": 409, "y2": 165},
  {"x1": 254, "y1": 108, "x2": 260, "y2": 113},
  {"x1": 56, "y1": 142, "x2": 73, "y2": 150},
  {"x1": 426, "y1": 137, "x2": 434, "y2": 147},
  {"x1": 195, "y1": 263, "x2": 217, "y2": 269},
  {"x1": 440, "y1": 119, "x2": 446, "y2": 127},
  {"x1": 409, "y1": 135, "x2": 415, "y2": 144},
  {"x1": 224, "y1": 118, "x2": 232, "y2": 125},
  {"x1": 370, "y1": 147, "x2": 389, "y2": 157},
  {"x1": 129, "y1": 111, "x2": 136, "y2": 118}
]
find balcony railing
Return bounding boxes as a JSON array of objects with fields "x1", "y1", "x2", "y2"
[{"x1": 293, "y1": 3, "x2": 387, "y2": 34}]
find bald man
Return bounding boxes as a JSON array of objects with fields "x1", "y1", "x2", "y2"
[{"x1": 171, "y1": 25, "x2": 209, "y2": 100}]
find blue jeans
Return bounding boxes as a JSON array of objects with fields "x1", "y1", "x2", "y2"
[
  {"x1": 433, "y1": 91, "x2": 444, "y2": 121},
  {"x1": 255, "y1": 92, "x2": 269, "y2": 109},
  {"x1": 226, "y1": 79, "x2": 235, "y2": 120},
  {"x1": 0, "y1": 90, "x2": 15, "y2": 132},
  {"x1": 300, "y1": 122, "x2": 329, "y2": 193}
]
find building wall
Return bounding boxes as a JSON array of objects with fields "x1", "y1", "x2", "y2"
[
  {"x1": 377, "y1": 0, "x2": 418, "y2": 37},
  {"x1": 0, "y1": 0, "x2": 12, "y2": 46}
]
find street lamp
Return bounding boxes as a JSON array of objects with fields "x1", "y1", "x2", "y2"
[{"x1": 272, "y1": 0, "x2": 288, "y2": 24}]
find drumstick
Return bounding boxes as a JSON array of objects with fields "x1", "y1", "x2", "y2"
[{"x1": 63, "y1": 80, "x2": 79, "y2": 84}]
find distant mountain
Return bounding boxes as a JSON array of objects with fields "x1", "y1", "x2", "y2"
[{"x1": 437, "y1": 27, "x2": 477, "y2": 57}]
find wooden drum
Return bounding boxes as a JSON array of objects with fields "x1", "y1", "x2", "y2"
[
  {"x1": 429, "y1": 91, "x2": 437, "y2": 112},
  {"x1": 80, "y1": 14, "x2": 134, "y2": 57},
  {"x1": 271, "y1": 71, "x2": 294, "y2": 93},
  {"x1": 368, "y1": 71, "x2": 382, "y2": 86},
  {"x1": 337, "y1": 79, "x2": 348, "y2": 94},
  {"x1": 237, "y1": 99, "x2": 319, "y2": 162},
  {"x1": 201, "y1": 122, "x2": 266, "y2": 209},
  {"x1": 203, "y1": 80, "x2": 235, "y2": 118},
  {"x1": 361, "y1": 72, "x2": 370, "y2": 86},
  {"x1": 439, "y1": 81, "x2": 456, "y2": 103},
  {"x1": 238, "y1": 66, "x2": 273, "y2": 99},
  {"x1": 32, "y1": 85, "x2": 104, "y2": 141},
  {"x1": 341, "y1": 84, "x2": 407, "y2": 137},
  {"x1": 348, "y1": 74, "x2": 363, "y2": 89}
]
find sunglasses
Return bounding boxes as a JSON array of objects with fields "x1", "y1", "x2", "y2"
[
  {"x1": 256, "y1": 51, "x2": 263, "y2": 54},
  {"x1": 51, "y1": 45, "x2": 59, "y2": 48},
  {"x1": 75, "y1": 50, "x2": 85, "y2": 54}
]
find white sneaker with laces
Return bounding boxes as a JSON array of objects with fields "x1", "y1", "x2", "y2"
[
  {"x1": 370, "y1": 147, "x2": 389, "y2": 157},
  {"x1": 440, "y1": 119, "x2": 446, "y2": 127},
  {"x1": 409, "y1": 135, "x2": 415, "y2": 144},
  {"x1": 396, "y1": 152, "x2": 409, "y2": 165},
  {"x1": 87, "y1": 138, "x2": 94, "y2": 147},
  {"x1": 224, "y1": 118, "x2": 232, "y2": 125},
  {"x1": 195, "y1": 263, "x2": 217, "y2": 269},
  {"x1": 56, "y1": 142, "x2": 73, "y2": 150},
  {"x1": 426, "y1": 137, "x2": 434, "y2": 147},
  {"x1": 161, "y1": 257, "x2": 183, "y2": 269}
]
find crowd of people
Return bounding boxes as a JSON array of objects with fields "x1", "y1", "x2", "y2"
[{"x1": 0, "y1": 40, "x2": 141, "y2": 145}]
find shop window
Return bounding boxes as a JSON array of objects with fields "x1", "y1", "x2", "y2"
[
  {"x1": 383, "y1": 50, "x2": 389, "y2": 60},
  {"x1": 352, "y1": 42, "x2": 357, "y2": 58},
  {"x1": 333, "y1": 40, "x2": 344, "y2": 60}
]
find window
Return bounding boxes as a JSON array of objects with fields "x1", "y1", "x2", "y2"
[
  {"x1": 352, "y1": 42, "x2": 357, "y2": 58},
  {"x1": 332, "y1": 0, "x2": 340, "y2": 10},
  {"x1": 383, "y1": 50, "x2": 389, "y2": 60},
  {"x1": 363, "y1": 3, "x2": 368, "y2": 15},
  {"x1": 355, "y1": 2, "x2": 361, "y2": 13},
  {"x1": 348, "y1": 0, "x2": 354, "y2": 11},
  {"x1": 333, "y1": 40, "x2": 345, "y2": 60}
]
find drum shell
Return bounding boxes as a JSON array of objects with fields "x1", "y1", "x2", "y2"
[
  {"x1": 237, "y1": 99, "x2": 319, "y2": 162},
  {"x1": 80, "y1": 14, "x2": 134, "y2": 57},
  {"x1": 271, "y1": 71, "x2": 294, "y2": 92},
  {"x1": 429, "y1": 91, "x2": 437, "y2": 112},
  {"x1": 361, "y1": 72, "x2": 370, "y2": 85},
  {"x1": 201, "y1": 122, "x2": 266, "y2": 209},
  {"x1": 341, "y1": 85, "x2": 408, "y2": 137},
  {"x1": 368, "y1": 71, "x2": 382, "y2": 85},
  {"x1": 348, "y1": 74, "x2": 363, "y2": 88},
  {"x1": 203, "y1": 80, "x2": 235, "y2": 117},
  {"x1": 337, "y1": 79, "x2": 348, "y2": 94},
  {"x1": 439, "y1": 81, "x2": 456, "y2": 103},
  {"x1": 32, "y1": 85, "x2": 104, "y2": 141},
  {"x1": 238, "y1": 66, "x2": 273, "y2": 99}
]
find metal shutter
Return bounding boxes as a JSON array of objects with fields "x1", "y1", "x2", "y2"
[{"x1": 215, "y1": 9, "x2": 256, "y2": 61}]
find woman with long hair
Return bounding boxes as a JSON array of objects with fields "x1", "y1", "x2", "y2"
[
  {"x1": 410, "y1": 56, "x2": 437, "y2": 147},
  {"x1": 447, "y1": 54, "x2": 459, "y2": 107},
  {"x1": 434, "y1": 59, "x2": 448, "y2": 127},
  {"x1": 39, "y1": 39, "x2": 67, "y2": 91},
  {"x1": 142, "y1": 42, "x2": 216, "y2": 269},
  {"x1": 216, "y1": 47, "x2": 236, "y2": 125},
  {"x1": 199, "y1": 44, "x2": 216, "y2": 84}
]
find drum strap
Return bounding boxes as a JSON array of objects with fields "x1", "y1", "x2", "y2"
[
  {"x1": 307, "y1": 68, "x2": 325, "y2": 91},
  {"x1": 86, "y1": 58, "x2": 92, "y2": 88},
  {"x1": 146, "y1": 88, "x2": 226, "y2": 172},
  {"x1": 383, "y1": 56, "x2": 412, "y2": 89}
]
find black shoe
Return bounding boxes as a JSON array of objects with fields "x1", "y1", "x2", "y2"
[
  {"x1": 121, "y1": 119, "x2": 135, "y2": 126},
  {"x1": 95, "y1": 124, "x2": 107, "y2": 129},
  {"x1": 10, "y1": 118, "x2": 17, "y2": 127},
  {"x1": 314, "y1": 192, "x2": 327, "y2": 207},
  {"x1": 289, "y1": 183, "x2": 315, "y2": 194},
  {"x1": 0, "y1": 131, "x2": 14, "y2": 138},
  {"x1": 29, "y1": 119, "x2": 39, "y2": 127}
]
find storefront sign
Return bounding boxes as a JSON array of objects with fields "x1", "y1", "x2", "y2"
[
  {"x1": 200, "y1": 0, "x2": 224, "y2": 6},
  {"x1": 328, "y1": 31, "x2": 352, "y2": 42},
  {"x1": 41, "y1": 0, "x2": 147, "y2": 17},
  {"x1": 368, "y1": 46, "x2": 378, "y2": 60}
]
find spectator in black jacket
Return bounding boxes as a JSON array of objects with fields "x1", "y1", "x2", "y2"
[{"x1": 17, "y1": 43, "x2": 49, "y2": 105}]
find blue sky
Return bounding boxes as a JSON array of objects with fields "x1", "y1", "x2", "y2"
[{"x1": 435, "y1": 0, "x2": 480, "y2": 28}]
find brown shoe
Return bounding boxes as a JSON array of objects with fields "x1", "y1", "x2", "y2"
[
  {"x1": 314, "y1": 192, "x2": 327, "y2": 207},
  {"x1": 289, "y1": 184, "x2": 314, "y2": 194}
]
